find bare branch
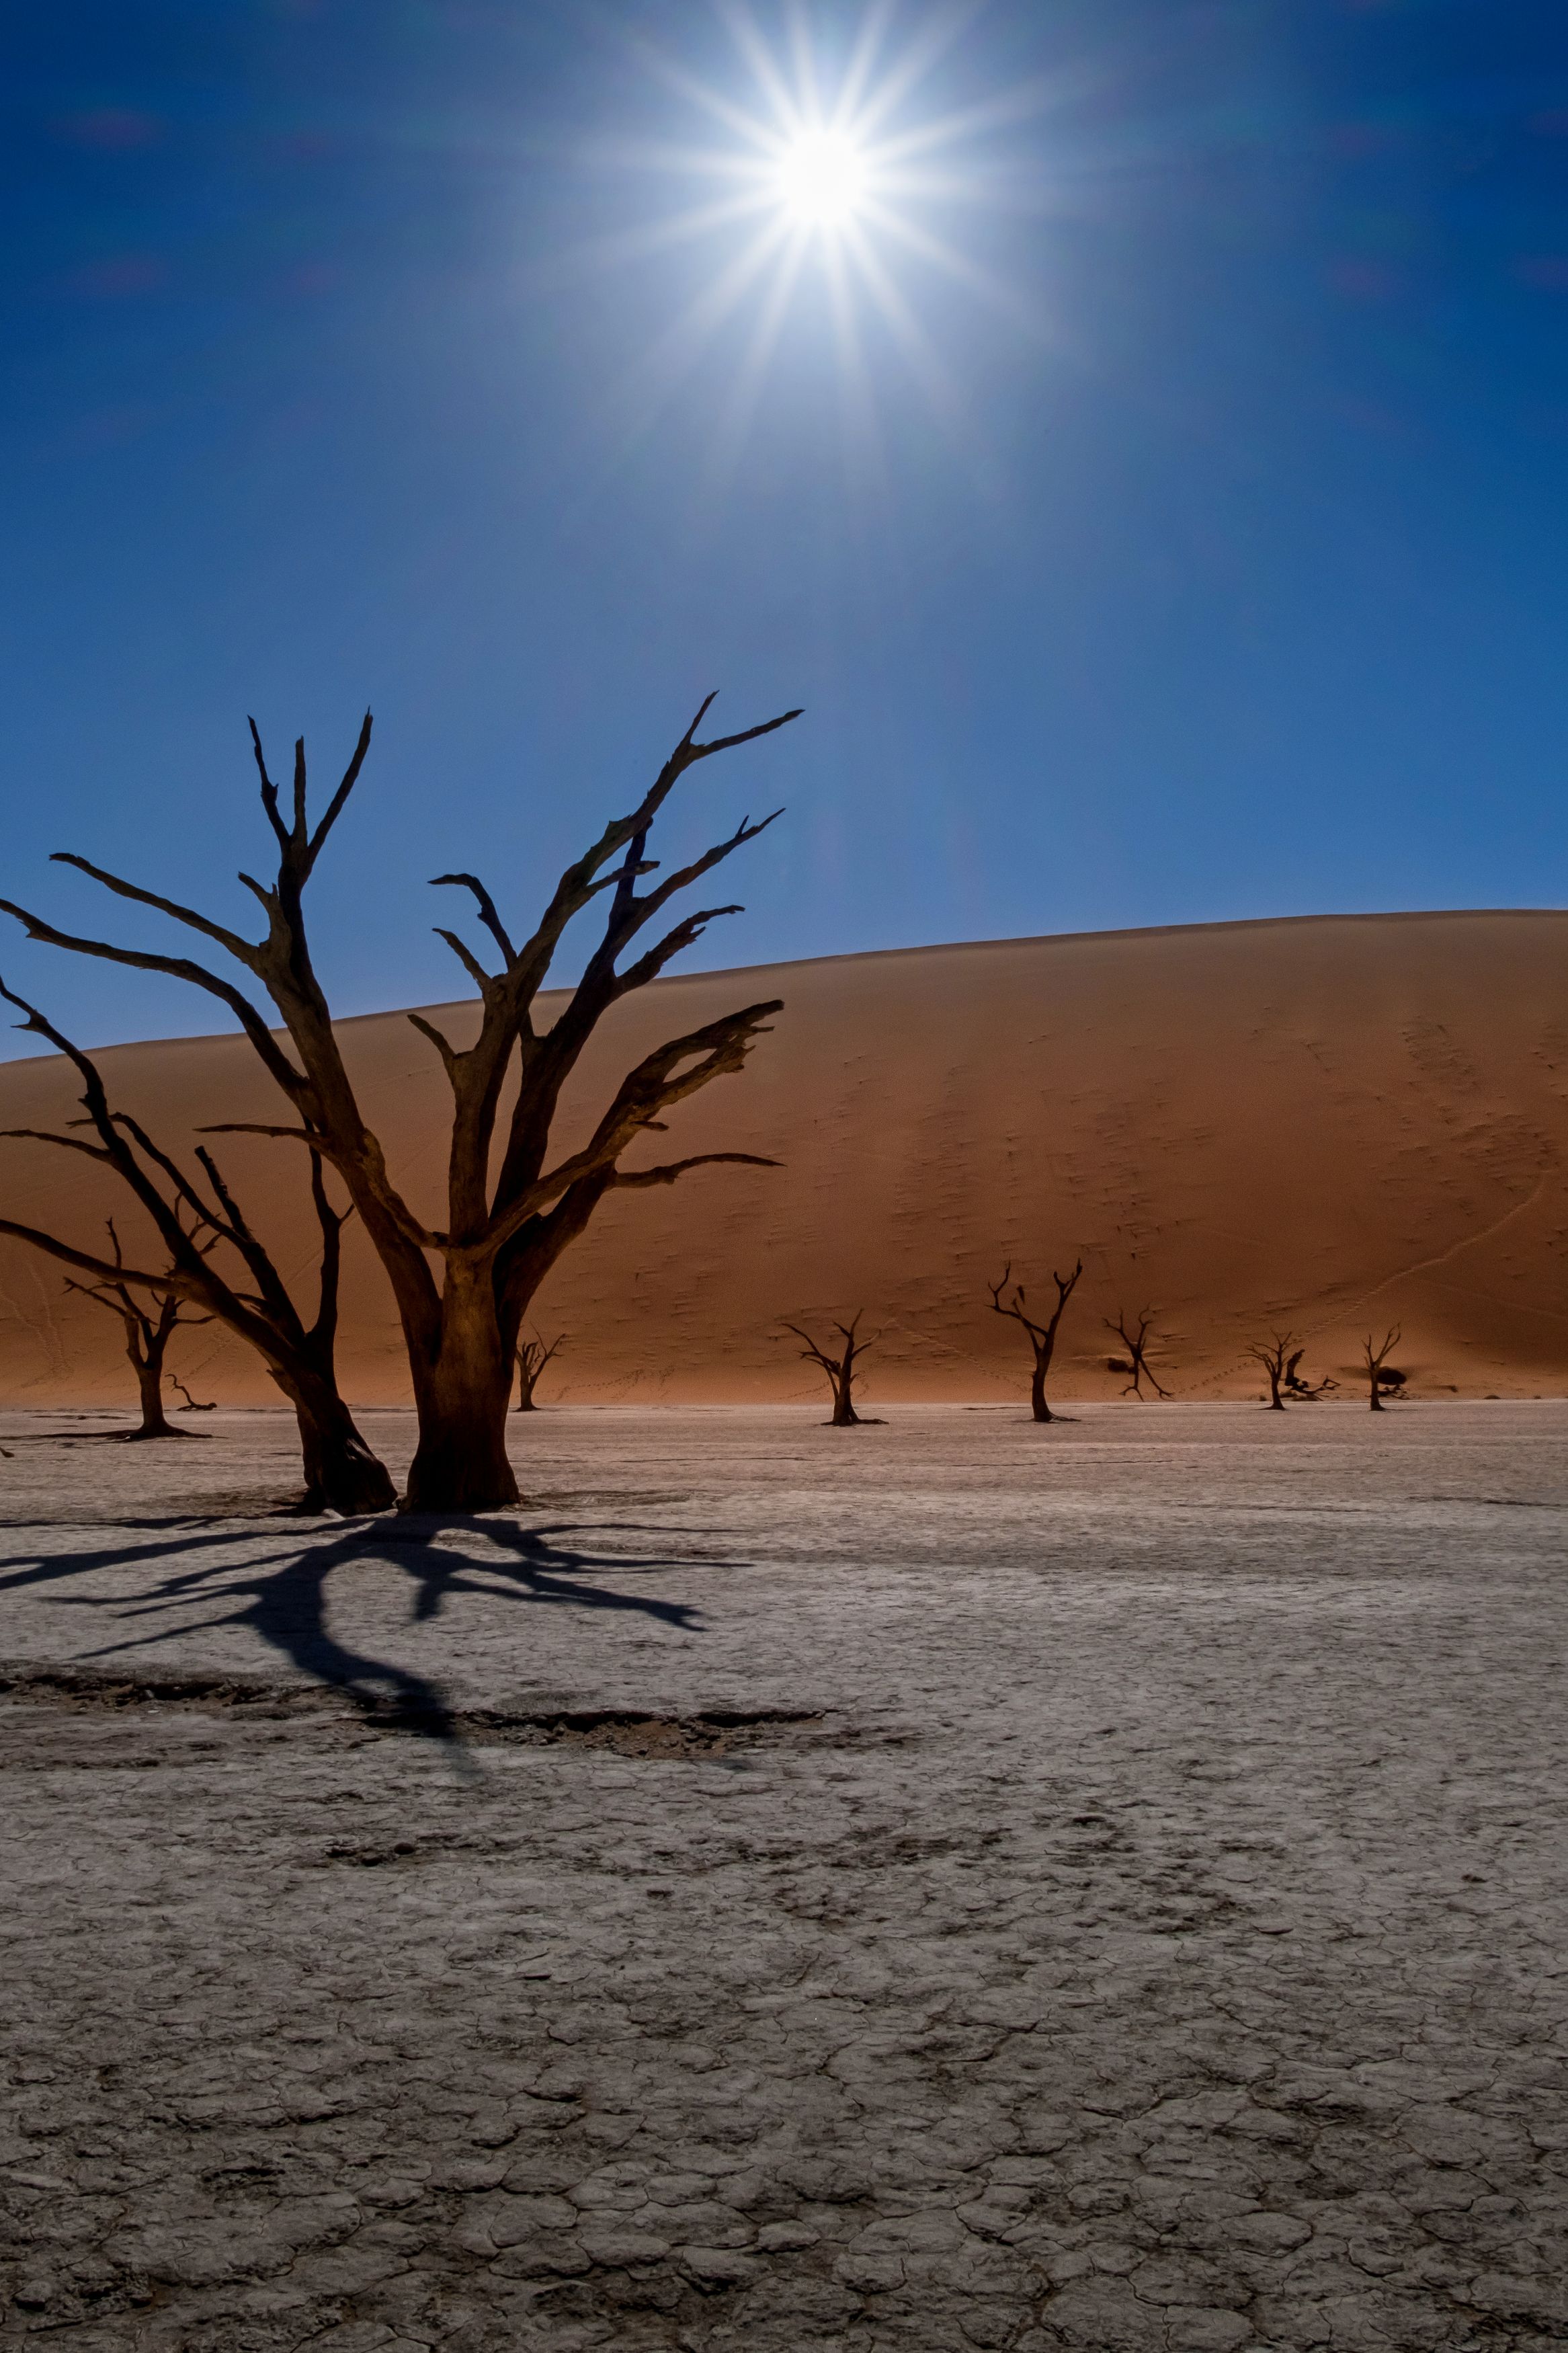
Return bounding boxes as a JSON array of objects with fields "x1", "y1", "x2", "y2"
[
  {"x1": 0, "y1": 1218, "x2": 186, "y2": 1298},
  {"x1": 45, "y1": 856, "x2": 254, "y2": 963},
  {"x1": 686, "y1": 705, "x2": 802, "y2": 762},
  {"x1": 0, "y1": 899, "x2": 308, "y2": 1101},
  {"x1": 194, "y1": 1123, "x2": 438, "y2": 1248},
  {"x1": 304, "y1": 709, "x2": 374, "y2": 871},
  {"x1": 407, "y1": 1013, "x2": 460, "y2": 1075},
  {"x1": 431, "y1": 928, "x2": 493, "y2": 992},
  {"x1": 612, "y1": 1152, "x2": 778, "y2": 1191},
  {"x1": 0, "y1": 1125, "x2": 116, "y2": 1166},
  {"x1": 430, "y1": 873, "x2": 517, "y2": 967},
  {"x1": 248, "y1": 714, "x2": 292, "y2": 856}
]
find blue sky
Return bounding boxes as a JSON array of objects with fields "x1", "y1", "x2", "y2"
[{"x1": 3, "y1": 0, "x2": 1566, "y2": 1050}]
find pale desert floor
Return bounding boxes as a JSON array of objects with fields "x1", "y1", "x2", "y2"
[{"x1": 1, "y1": 1402, "x2": 1565, "y2": 2353}]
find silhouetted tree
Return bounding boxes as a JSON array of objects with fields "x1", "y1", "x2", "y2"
[
  {"x1": 169, "y1": 1373, "x2": 216, "y2": 1411},
  {"x1": 784, "y1": 1313, "x2": 876, "y2": 1427},
  {"x1": 1362, "y1": 1326, "x2": 1403, "y2": 1411},
  {"x1": 1, "y1": 694, "x2": 796, "y2": 1512},
  {"x1": 65, "y1": 1218, "x2": 213, "y2": 1439},
  {"x1": 514, "y1": 1330, "x2": 565, "y2": 1412},
  {"x1": 987, "y1": 1260, "x2": 1083, "y2": 1423},
  {"x1": 1106, "y1": 1308, "x2": 1173, "y2": 1399},
  {"x1": 1245, "y1": 1329, "x2": 1297, "y2": 1411},
  {"x1": 0, "y1": 981, "x2": 395, "y2": 1511}
]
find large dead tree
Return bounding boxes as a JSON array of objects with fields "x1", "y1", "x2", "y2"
[
  {"x1": 0, "y1": 983, "x2": 395, "y2": 1511},
  {"x1": 65, "y1": 1218, "x2": 213, "y2": 1439},
  {"x1": 1105, "y1": 1307, "x2": 1173, "y2": 1400},
  {"x1": 0, "y1": 694, "x2": 796, "y2": 1511},
  {"x1": 784, "y1": 1313, "x2": 876, "y2": 1426},
  {"x1": 987, "y1": 1261, "x2": 1083, "y2": 1423}
]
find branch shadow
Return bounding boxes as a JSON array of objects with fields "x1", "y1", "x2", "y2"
[{"x1": 0, "y1": 1514, "x2": 733, "y2": 1752}]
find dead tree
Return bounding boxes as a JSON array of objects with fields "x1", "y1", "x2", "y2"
[
  {"x1": 1283, "y1": 1347, "x2": 1335, "y2": 1400},
  {"x1": 1362, "y1": 1326, "x2": 1403, "y2": 1411},
  {"x1": 784, "y1": 1314, "x2": 876, "y2": 1426},
  {"x1": 0, "y1": 982, "x2": 395, "y2": 1512},
  {"x1": 514, "y1": 1330, "x2": 565, "y2": 1412},
  {"x1": 1245, "y1": 1329, "x2": 1297, "y2": 1411},
  {"x1": 1, "y1": 694, "x2": 796, "y2": 1512},
  {"x1": 65, "y1": 1218, "x2": 213, "y2": 1439},
  {"x1": 987, "y1": 1261, "x2": 1082, "y2": 1423},
  {"x1": 1105, "y1": 1308, "x2": 1173, "y2": 1400},
  {"x1": 169, "y1": 1373, "x2": 217, "y2": 1411}
]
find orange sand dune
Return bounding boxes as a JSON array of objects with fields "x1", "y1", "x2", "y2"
[{"x1": 1, "y1": 910, "x2": 1565, "y2": 1408}]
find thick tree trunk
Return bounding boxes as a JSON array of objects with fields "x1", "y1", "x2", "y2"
[
  {"x1": 135, "y1": 1360, "x2": 172, "y2": 1437},
  {"x1": 1030, "y1": 1356, "x2": 1053, "y2": 1423},
  {"x1": 829, "y1": 1379, "x2": 861, "y2": 1428},
  {"x1": 272, "y1": 1368, "x2": 396, "y2": 1514},
  {"x1": 1266, "y1": 1373, "x2": 1284, "y2": 1410},
  {"x1": 130, "y1": 1354, "x2": 178, "y2": 1439},
  {"x1": 405, "y1": 1281, "x2": 517, "y2": 1512}
]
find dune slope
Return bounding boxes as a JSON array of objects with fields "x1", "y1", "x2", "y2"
[{"x1": 1, "y1": 910, "x2": 1565, "y2": 1406}]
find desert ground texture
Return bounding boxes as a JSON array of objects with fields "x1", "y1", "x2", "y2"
[
  {"x1": 1, "y1": 1400, "x2": 1565, "y2": 2352},
  {"x1": 3, "y1": 910, "x2": 1567, "y2": 1409}
]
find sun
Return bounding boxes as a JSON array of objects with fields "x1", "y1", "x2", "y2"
[
  {"x1": 584, "y1": 7, "x2": 1044, "y2": 475},
  {"x1": 774, "y1": 129, "x2": 870, "y2": 229}
]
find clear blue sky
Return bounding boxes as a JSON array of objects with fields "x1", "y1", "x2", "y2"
[{"x1": 3, "y1": 0, "x2": 1565, "y2": 1051}]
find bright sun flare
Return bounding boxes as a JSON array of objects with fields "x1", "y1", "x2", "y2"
[
  {"x1": 593, "y1": 7, "x2": 1038, "y2": 479},
  {"x1": 774, "y1": 129, "x2": 869, "y2": 227}
]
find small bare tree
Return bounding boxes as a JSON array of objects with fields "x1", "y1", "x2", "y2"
[
  {"x1": 169, "y1": 1373, "x2": 216, "y2": 1411},
  {"x1": 987, "y1": 1261, "x2": 1083, "y2": 1423},
  {"x1": 0, "y1": 982, "x2": 395, "y2": 1511},
  {"x1": 1, "y1": 693, "x2": 798, "y2": 1512},
  {"x1": 784, "y1": 1313, "x2": 876, "y2": 1427},
  {"x1": 1245, "y1": 1329, "x2": 1297, "y2": 1411},
  {"x1": 1106, "y1": 1308, "x2": 1173, "y2": 1400},
  {"x1": 514, "y1": 1330, "x2": 565, "y2": 1412},
  {"x1": 65, "y1": 1219, "x2": 213, "y2": 1439},
  {"x1": 1362, "y1": 1326, "x2": 1403, "y2": 1412}
]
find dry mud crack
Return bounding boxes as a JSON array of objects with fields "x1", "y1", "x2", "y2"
[{"x1": 1, "y1": 1402, "x2": 1565, "y2": 2352}]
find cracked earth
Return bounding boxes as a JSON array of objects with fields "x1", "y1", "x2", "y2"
[{"x1": 0, "y1": 1401, "x2": 1565, "y2": 2352}]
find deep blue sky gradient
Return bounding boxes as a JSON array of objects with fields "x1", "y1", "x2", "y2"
[{"x1": 3, "y1": 0, "x2": 1566, "y2": 1050}]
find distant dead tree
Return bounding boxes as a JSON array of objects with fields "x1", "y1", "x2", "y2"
[
  {"x1": 65, "y1": 1218, "x2": 213, "y2": 1439},
  {"x1": 169, "y1": 1373, "x2": 217, "y2": 1411},
  {"x1": 1362, "y1": 1326, "x2": 1404, "y2": 1411},
  {"x1": 1105, "y1": 1308, "x2": 1173, "y2": 1400},
  {"x1": 514, "y1": 1330, "x2": 565, "y2": 1412},
  {"x1": 987, "y1": 1261, "x2": 1083, "y2": 1423},
  {"x1": 0, "y1": 694, "x2": 796, "y2": 1511},
  {"x1": 784, "y1": 1313, "x2": 877, "y2": 1427},
  {"x1": 1283, "y1": 1345, "x2": 1335, "y2": 1400},
  {"x1": 1245, "y1": 1330, "x2": 1298, "y2": 1411},
  {"x1": 0, "y1": 982, "x2": 395, "y2": 1511}
]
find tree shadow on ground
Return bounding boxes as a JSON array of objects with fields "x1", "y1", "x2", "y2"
[{"x1": 0, "y1": 1515, "x2": 729, "y2": 1747}]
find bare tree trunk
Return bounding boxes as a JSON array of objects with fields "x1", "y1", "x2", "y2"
[
  {"x1": 405, "y1": 1275, "x2": 516, "y2": 1511},
  {"x1": 829, "y1": 1374, "x2": 861, "y2": 1427},
  {"x1": 275, "y1": 1367, "x2": 397, "y2": 1515},
  {"x1": 134, "y1": 1351, "x2": 176, "y2": 1438},
  {"x1": 1029, "y1": 1356, "x2": 1052, "y2": 1423}
]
